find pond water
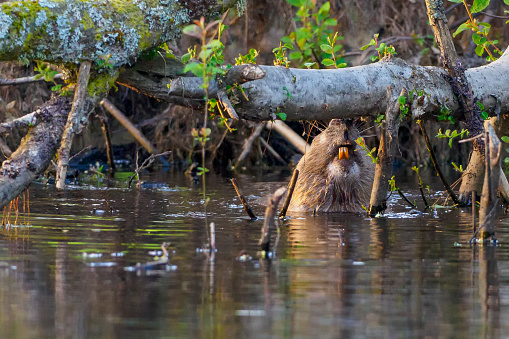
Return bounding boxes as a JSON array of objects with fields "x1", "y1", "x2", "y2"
[{"x1": 0, "y1": 169, "x2": 508, "y2": 338}]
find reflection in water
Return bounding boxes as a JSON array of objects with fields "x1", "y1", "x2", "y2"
[{"x1": 0, "y1": 172, "x2": 506, "y2": 337}]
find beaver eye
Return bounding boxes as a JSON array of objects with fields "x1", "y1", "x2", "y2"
[{"x1": 344, "y1": 130, "x2": 349, "y2": 140}]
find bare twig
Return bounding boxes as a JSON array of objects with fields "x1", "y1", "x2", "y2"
[
  {"x1": 128, "y1": 150, "x2": 172, "y2": 188},
  {"x1": 69, "y1": 145, "x2": 92, "y2": 161},
  {"x1": 231, "y1": 178, "x2": 257, "y2": 220},
  {"x1": 396, "y1": 189, "x2": 417, "y2": 209},
  {"x1": 417, "y1": 120, "x2": 461, "y2": 206},
  {"x1": 279, "y1": 169, "x2": 299, "y2": 219},
  {"x1": 259, "y1": 137, "x2": 287, "y2": 165},
  {"x1": 235, "y1": 123, "x2": 264, "y2": 168},
  {"x1": 458, "y1": 133, "x2": 484, "y2": 144},
  {"x1": 97, "y1": 113, "x2": 116, "y2": 174},
  {"x1": 0, "y1": 73, "x2": 63, "y2": 86}
]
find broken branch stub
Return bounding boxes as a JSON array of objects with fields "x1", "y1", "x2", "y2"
[
  {"x1": 368, "y1": 86, "x2": 404, "y2": 216},
  {"x1": 56, "y1": 61, "x2": 93, "y2": 190},
  {"x1": 259, "y1": 187, "x2": 287, "y2": 253},
  {"x1": 478, "y1": 121, "x2": 502, "y2": 241}
]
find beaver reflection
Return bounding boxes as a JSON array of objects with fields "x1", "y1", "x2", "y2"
[{"x1": 288, "y1": 119, "x2": 374, "y2": 213}]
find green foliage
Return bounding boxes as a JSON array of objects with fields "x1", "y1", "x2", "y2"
[
  {"x1": 281, "y1": 0, "x2": 345, "y2": 68},
  {"x1": 273, "y1": 42, "x2": 293, "y2": 68},
  {"x1": 477, "y1": 101, "x2": 489, "y2": 120},
  {"x1": 375, "y1": 113, "x2": 385, "y2": 126},
  {"x1": 34, "y1": 60, "x2": 70, "y2": 94},
  {"x1": 361, "y1": 34, "x2": 397, "y2": 62},
  {"x1": 438, "y1": 105, "x2": 455, "y2": 124},
  {"x1": 95, "y1": 54, "x2": 114, "y2": 69},
  {"x1": 389, "y1": 175, "x2": 397, "y2": 192},
  {"x1": 436, "y1": 128, "x2": 469, "y2": 148},
  {"x1": 355, "y1": 137, "x2": 378, "y2": 163},
  {"x1": 451, "y1": 162, "x2": 464, "y2": 173},
  {"x1": 235, "y1": 49, "x2": 259, "y2": 65},
  {"x1": 450, "y1": 0, "x2": 503, "y2": 61},
  {"x1": 398, "y1": 95, "x2": 409, "y2": 120},
  {"x1": 320, "y1": 33, "x2": 347, "y2": 68}
]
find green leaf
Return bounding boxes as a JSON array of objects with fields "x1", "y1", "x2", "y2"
[
  {"x1": 276, "y1": 112, "x2": 287, "y2": 121},
  {"x1": 471, "y1": 0, "x2": 490, "y2": 13},
  {"x1": 303, "y1": 62, "x2": 316, "y2": 68},
  {"x1": 286, "y1": 0, "x2": 305, "y2": 7},
  {"x1": 319, "y1": 1, "x2": 330, "y2": 14},
  {"x1": 320, "y1": 44, "x2": 333, "y2": 54},
  {"x1": 283, "y1": 43, "x2": 295, "y2": 50},
  {"x1": 501, "y1": 136, "x2": 509, "y2": 143},
  {"x1": 323, "y1": 18, "x2": 337, "y2": 26},
  {"x1": 289, "y1": 51, "x2": 303, "y2": 60},
  {"x1": 182, "y1": 24, "x2": 202, "y2": 38},
  {"x1": 475, "y1": 45, "x2": 484, "y2": 56},
  {"x1": 321, "y1": 58, "x2": 335, "y2": 67},
  {"x1": 452, "y1": 23, "x2": 470, "y2": 37},
  {"x1": 182, "y1": 62, "x2": 204, "y2": 77},
  {"x1": 337, "y1": 62, "x2": 347, "y2": 68},
  {"x1": 181, "y1": 52, "x2": 192, "y2": 64},
  {"x1": 505, "y1": 0, "x2": 509, "y2": 5},
  {"x1": 448, "y1": 0, "x2": 464, "y2": 3},
  {"x1": 398, "y1": 95, "x2": 406, "y2": 105},
  {"x1": 472, "y1": 33, "x2": 482, "y2": 45}
]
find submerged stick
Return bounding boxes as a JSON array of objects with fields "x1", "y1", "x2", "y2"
[
  {"x1": 472, "y1": 191, "x2": 476, "y2": 233},
  {"x1": 396, "y1": 189, "x2": 417, "y2": 209},
  {"x1": 259, "y1": 187, "x2": 287, "y2": 254},
  {"x1": 279, "y1": 169, "x2": 299, "y2": 219},
  {"x1": 416, "y1": 171, "x2": 430, "y2": 209},
  {"x1": 210, "y1": 222, "x2": 216, "y2": 251},
  {"x1": 230, "y1": 178, "x2": 257, "y2": 220},
  {"x1": 98, "y1": 113, "x2": 115, "y2": 174},
  {"x1": 417, "y1": 120, "x2": 461, "y2": 206}
]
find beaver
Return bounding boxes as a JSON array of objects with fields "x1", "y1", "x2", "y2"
[{"x1": 288, "y1": 119, "x2": 374, "y2": 213}]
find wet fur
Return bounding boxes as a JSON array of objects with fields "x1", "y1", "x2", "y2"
[{"x1": 288, "y1": 119, "x2": 374, "y2": 213}]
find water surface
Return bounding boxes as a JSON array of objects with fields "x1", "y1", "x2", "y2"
[{"x1": 0, "y1": 170, "x2": 507, "y2": 338}]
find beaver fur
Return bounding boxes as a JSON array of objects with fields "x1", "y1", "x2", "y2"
[{"x1": 288, "y1": 119, "x2": 374, "y2": 213}]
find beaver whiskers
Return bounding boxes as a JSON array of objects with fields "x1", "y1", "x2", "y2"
[{"x1": 288, "y1": 119, "x2": 374, "y2": 213}]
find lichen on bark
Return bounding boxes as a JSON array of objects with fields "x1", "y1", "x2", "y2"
[{"x1": 0, "y1": 0, "x2": 191, "y2": 66}]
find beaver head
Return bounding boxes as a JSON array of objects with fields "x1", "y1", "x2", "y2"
[{"x1": 288, "y1": 119, "x2": 374, "y2": 213}]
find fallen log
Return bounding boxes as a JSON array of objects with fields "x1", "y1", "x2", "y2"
[{"x1": 0, "y1": 96, "x2": 70, "y2": 208}]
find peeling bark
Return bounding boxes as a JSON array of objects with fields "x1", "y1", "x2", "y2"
[{"x1": 0, "y1": 97, "x2": 70, "y2": 208}]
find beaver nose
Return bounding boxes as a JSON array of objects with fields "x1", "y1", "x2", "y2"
[{"x1": 329, "y1": 119, "x2": 344, "y2": 127}]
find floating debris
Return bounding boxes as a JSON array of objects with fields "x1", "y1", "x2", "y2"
[{"x1": 236, "y1": 250, "x2": 252, "y2": 262}]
